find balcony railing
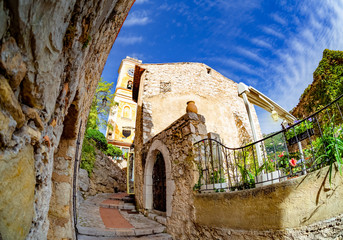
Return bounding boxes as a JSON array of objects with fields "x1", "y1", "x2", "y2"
[{"x1": 193, "y1": 94, "x2": 343, "y2": 193}]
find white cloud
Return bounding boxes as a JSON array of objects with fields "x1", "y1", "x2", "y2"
[
  {"x1": 236, "y1": 47, "x2": 267, "y2": 66},
  {"x1": 261, "y1": 26, "x2": 285, "y2": 39},
  {"x1": 116, "y1": 36, "x2": 143, "y2": 45},
  {"x1": 251, "y1": 38, "x2": 273, "y2": 49},
  {"x1": 256, "y1": 0, "x2": 343, "y2": 134},
  {"x1": 129, "y1": 52, "x2": 145, "y2": 61},
  {"x1": 270, "y1": 13, "x2": 287, "y2": 26},
  {"x1": 135, "y1": 0, "x2": 149, "y2": 4},
  {"x1": 124, "y1": 11, "x2": 151, "y2": 26}
]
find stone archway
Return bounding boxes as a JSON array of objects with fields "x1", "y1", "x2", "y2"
[{"x1": 143, "y1": 140, "x2": 174, "y2": 217}]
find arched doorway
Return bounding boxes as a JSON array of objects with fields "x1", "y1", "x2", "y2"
[
  {"x1": 143, "y1": 140, "x2": 174, "y2": 217},
  {"x1": 153, "y1": 152, "x2": 166, "y2": 212}
]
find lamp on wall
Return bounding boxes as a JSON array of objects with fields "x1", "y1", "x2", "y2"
[{"x1": 271, "y1": 110, "x2": 279, "y2": 121}]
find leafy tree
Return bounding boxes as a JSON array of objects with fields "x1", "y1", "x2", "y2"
[
  {"x1": 86, "y1": 78, "x2": 116, "y2": 130},
  {"x1": 86, "y1": 128, "x2": 108, "y2": 151},
  {"x1": 106, "y1": 144, "x2": 123, "y2": 158}
]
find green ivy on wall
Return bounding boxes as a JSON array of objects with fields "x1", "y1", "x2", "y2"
[{"x1": 293, "y1": 49, "x2": 343, "y2": 118}]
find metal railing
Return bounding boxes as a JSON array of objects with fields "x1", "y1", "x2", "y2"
[{"x1": 193, "y1": 94, "x2": 343, "y2": 192}]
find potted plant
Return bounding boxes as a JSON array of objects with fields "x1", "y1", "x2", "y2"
[
  {"x1": 200, "y1": 168, "x2": 228, "y2": 192},
  {"x1": 285, "y1": 119, "x2": 315, "y2": 145},
  {"x1": 313, "y1": 122, "x2": 343, "y2": 183}
]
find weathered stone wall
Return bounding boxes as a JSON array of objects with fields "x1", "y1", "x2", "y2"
[
  {"x1": 136, "y1": 62, "x2": 261, "y2": 147},
  {"x1": 192, "y1": 165, "x2": 343, "y2": 239},
  {"x1": 79, "y1": 149, "x2": 127, "y2": 197},
  {"x1": 134, "y1": 112, "x2": 207, "y2": 239},
  {"x1": 0, "y1": 0, "x2": 134, "y2": 239}
]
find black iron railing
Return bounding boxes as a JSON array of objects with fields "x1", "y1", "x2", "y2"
[{"x1": 194, "y1": 94, "x2": 343, "y2": 192}]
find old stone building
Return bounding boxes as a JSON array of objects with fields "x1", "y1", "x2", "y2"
[
  {"x1": 132, "y1": 62, "x2": 262, "y2": 146},
  {"x1": 131, "y1": 62, "x2": 262, "y2": 237},
  {"x1": 106, "y1": 56, "x2": 140, "y2": 164}
]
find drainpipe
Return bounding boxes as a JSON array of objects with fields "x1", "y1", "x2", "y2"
[{"x1": 238, "y1": 84, "x2": 263, "y2": 167}]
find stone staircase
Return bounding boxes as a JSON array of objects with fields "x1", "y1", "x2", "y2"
[{"x1": 77, "y1": 193, "x2": 172, "y2": 240}]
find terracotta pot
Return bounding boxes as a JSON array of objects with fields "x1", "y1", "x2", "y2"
[{"x1": 186, "y1": 101, "x2": 198, "y2": 114}]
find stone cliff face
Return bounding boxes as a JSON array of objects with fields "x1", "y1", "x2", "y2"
[{"x1": 0, "y1": 0, "x2": 134, "y2": 239}]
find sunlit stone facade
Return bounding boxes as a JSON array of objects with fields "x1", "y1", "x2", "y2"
[{"x1": 106, "y1": 57, "x2": 141, "y2": 161}]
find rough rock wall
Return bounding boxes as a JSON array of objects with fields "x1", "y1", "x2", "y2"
[
  {"x1": 0, "y1": 0, "x2": 134, "y2": 239},
  {"x1": 79, "y1": 149, "x2": 127, "y2": 197},
  {"x1": 134, "y1": 112, "x2": 208, "y2": 240}
]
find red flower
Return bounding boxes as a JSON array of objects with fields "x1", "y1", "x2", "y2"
[
  {"x1": 278, "y1": 151, "x2": 284, "y2": 158},
  {"x1": 289, "y1": 158, "x2": 297, "y2": 167}
]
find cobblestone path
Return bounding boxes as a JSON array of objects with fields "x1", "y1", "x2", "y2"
[{"x1": 77, "y1": 193, "x2": 172, "y2": 240}]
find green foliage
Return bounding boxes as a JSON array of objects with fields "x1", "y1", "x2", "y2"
[
  {"x1": 237, "y1": 164, "x2": 255, "y2": 189},
  {"x1": 210, "y1": 168, "x2": 225, "y2": 184},
  {"x1": 264, "y1": 132, "x2": 285, "y2": 153},
  {"x1": 295, "y1": 49, "x2": 343, "y2": 118},
  {"x1": 285, "y1": 119, "x2": 314, "y2": 140},
  {"x1": 86, "y1": 78, "x2": 116, "y2": 131},
  {"x1": 314, "y1": 122, "x2": 343, "y2": 183},
  {"x1": 86, "y1": 128, "x2": 108, "y2": 151},
  {"x1": 106, "y1": 144, "x2": 122, "y2": 158},
  {"x1": 80, "y1": 138, "x2": 96, "y2": 176}
]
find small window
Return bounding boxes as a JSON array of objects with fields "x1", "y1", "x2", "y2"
[
  {"x1": 207, "y1": 68, "x2": 211, "y2": 74},
  {"x1": 123, "y1": 106, "x2": 130, "y2": 118},
  {"x1": 160, "y1": 81, "x2": 171, "y2": 93}
]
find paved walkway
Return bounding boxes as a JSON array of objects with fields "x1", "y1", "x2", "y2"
[{"x1": 77, "y1": 193, "x2": 172, "y2": 240}]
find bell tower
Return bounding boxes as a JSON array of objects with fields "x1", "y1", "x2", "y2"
[{"x1": 106, "y1": 56, "x2": 142, "y2": 164}]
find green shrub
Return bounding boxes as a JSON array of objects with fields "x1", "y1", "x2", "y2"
[
  {"x1": 106, "y1": 144, "x2": 122, "y2": 158},
  {"x1": 86, "y1": 128, "x2": 108, "y2": 151},
  {"x1": 80, "y1": 138, "x2": 96, "y2": 176}
]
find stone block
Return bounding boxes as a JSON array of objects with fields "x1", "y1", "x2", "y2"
[
  {"x1": 134, "y1": 228, "x2": 153, "y2": 236},
  {"x1": 197, "y1": 123, "x2": 207, "y2": 135},
  {"x1": 23, "y1": 126, "x2": 42, "y2": 143},
  {"x1": 22, "y1": 105, "x2": 44, "y2": 130},
  {"x1": 0, "y1": 75, "x2": 25, "y2": 128},
  {"x1": 0, "y1": 37, "x2": 27, "y2": 89},
  {"x1": 0, "y1": 110, "x2": 16, "y2": 146},
  {"x1": 0, "y1": 145, "x2": 35, "y2": 240},
  {"x1": 78, "y1": 168, "x2": 90, "y2": 192},
  {"x1": 187, "y1": 112, "x2": 199, "y2": 120},
  {"x1": 0, "y1": 0, "x2": 7, "y2": 40}
]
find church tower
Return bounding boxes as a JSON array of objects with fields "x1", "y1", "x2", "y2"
[{"x1": 106, "y1": 56, "x2": 141, "y2": 160}]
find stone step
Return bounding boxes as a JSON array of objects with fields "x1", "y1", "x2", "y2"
[
  {"x1": 78, "y1": 233, "x2": 173, "y2": 240},
  {"x1": 146, "y1": 213, "x2": 167, "y2": 226},
  {"x1": 109, "y1": 196, "x2": 135, "y2": 203},
  {"x1": 99, "y1": 202, "x2": 136, "y2": 210},
  {"x1": 77, "y1": 225, "x2": 166, "y2": 238}
]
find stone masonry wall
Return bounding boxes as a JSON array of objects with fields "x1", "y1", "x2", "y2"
[
  {"x1": 137, "y1": 62, "x2": 262, "y2": 147},
  {"x1": 0, "y1": 1, "x2": 134, "y2": 239},
  {"x1": 192, "y1": 165, "x2": 343, "y2": 239},
  {"x1": 134, "y1": 112, "x2": 208, "y2": 240}
]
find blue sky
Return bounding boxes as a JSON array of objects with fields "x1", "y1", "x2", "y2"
[{"x1": 101, "y1": 0, "x2": 343, "y2": 134}]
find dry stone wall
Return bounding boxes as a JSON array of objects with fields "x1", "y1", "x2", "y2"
[
  {"x1": 79, "y1": 149, "x2": 127, "y2": 198},
  {"x1": 134, "y1": 112, "x2": 208, "y2": 239},
  {"x1": 0, "y1": 0, "x2": 134, "y2": 239}
]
